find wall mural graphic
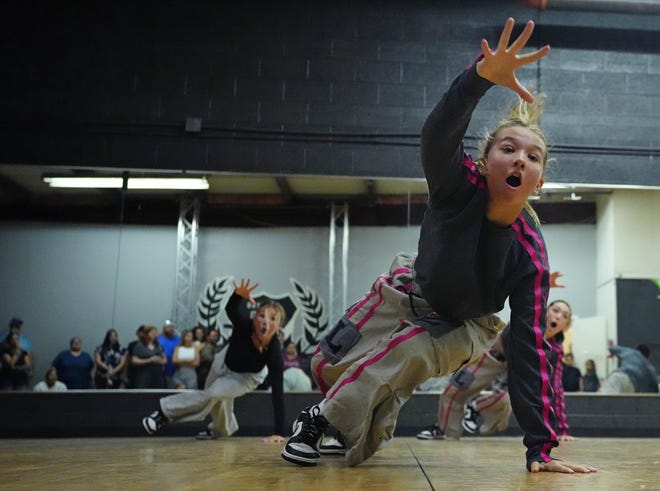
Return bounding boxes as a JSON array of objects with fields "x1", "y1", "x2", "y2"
[{"x1": 196, "y1": 276, "x2": 329, "y2": 354}]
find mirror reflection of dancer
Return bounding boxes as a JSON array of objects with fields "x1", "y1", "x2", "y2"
[
  {"x1": 601, "y1": 343, "x2": 659, "y2": 394},
  {"x1": 417, "y1": 300, "x2": 575, "y2": 441},
  {"x1": 142, "y1": 278, "x2": 287, "y2": 444},
  {"x1": 281, "y1": 18, "x2": 597, "y2": 473},
  {"x1": 419, "y1": 291, "x2": 576, "y2": 443}
]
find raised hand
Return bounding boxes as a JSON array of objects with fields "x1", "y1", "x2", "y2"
[
  {"x1": 550, "y1": 271, "x2": 565, "y2": 288},
  {"x1": 234, "y1": 278, "x2": 259, "y2": 304},
  {"x1": 476, "y1": 18, "x2": 551, "y2": 102}
]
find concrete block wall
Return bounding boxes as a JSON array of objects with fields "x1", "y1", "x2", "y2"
[{"x1": 1, "y1": 0, "x2": 658, "y2": 184}]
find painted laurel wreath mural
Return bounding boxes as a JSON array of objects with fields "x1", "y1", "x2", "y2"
[{"x1": 196, "y1": 276, "x2": 328, "y2": 354}]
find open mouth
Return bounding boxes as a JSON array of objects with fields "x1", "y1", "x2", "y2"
[
  {"x1": 506, "y1": 175, "x2": 521, "y2": 188},
  {"x1": 550, "y1": 321, "x2": 557, "y2": 328},
  {"x1": 261, "y1": 327, "x2": 268, "y2": 335}
]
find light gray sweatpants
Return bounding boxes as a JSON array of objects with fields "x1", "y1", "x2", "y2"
[
  {"x1": 437, "y1": 345, "x2": 509, "y2": 438},
  {"x1": 600, "y1": 370, "x2": 635, "y2": 394},
  {"x1": 160, "y1": 346, "x2": 267, "y2": 436},
  {"x1": 311, "y1": 253, "x2": 504, "y2": 466}
]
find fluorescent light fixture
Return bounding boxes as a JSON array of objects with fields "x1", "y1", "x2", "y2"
[
  {"x1": 44, "y1": 176, "x2": 209, "y2": 190},
  {"x1": 43, "y1": 177, "x2": 123, "y2": 188},
  {"x1": 128, "y1": 178, "x2": 209, "y2": 190},
  {"x1": 540, "y1": 182, "x2": 571, "y2": 190}
]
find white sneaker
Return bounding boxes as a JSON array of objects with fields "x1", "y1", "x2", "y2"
[
  {"x1": 461, "y1": 402, "x2": 480, "y2": 434},
  {"x1": 196, "y1": 429, "x2": 217, "y2": 440},
  {"x1": 416, "y1": 423, "x2": 446, "y2": 440},
  {"x1": 318, "y1": 433, "x2": 348, "y2": 455},
  {"x1": 142, "y1": 410, "x2": 167, "y2": 435}
]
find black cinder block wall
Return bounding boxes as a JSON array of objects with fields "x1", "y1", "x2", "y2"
[{"x1": 1, "y1": 0, "x2": 658, "y2": 185}]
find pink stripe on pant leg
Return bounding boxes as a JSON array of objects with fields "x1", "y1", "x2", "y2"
[
  {"x1": 439, "y1": 351, "x2": 488, "y2": 433},
  {"x1": 326, "y1": 326, "x2": 427, "y2": 402}
]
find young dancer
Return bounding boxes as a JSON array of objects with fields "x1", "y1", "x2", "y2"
[
  {"x1": 142, "y1": 278, "x2": 287, "y2": 443},
  {"x1": 418, "y1": 289, "x2": 576, "y2": 443},
  {"x1": 445, "y1": 300, "x2": 574, "y2": 441},
  {"x1": 282, "y1": 18, "x2": 596, "y2": 473}
]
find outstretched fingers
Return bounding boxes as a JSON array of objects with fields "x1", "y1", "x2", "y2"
[
  {"x1": 517, "y1": 44, "x2": 551, "y2": 65},
  {"x1": 477, "y1": 18, "x2": 551, "y2": 102},
  {"x1": 233, "y1": 278, "x2": 259, "y2": 304},
  {"x1": 508, "y1": 19, "x2": 535, "y2": 54},
  {"x1": 496, "y1": 17, "x2": 515, "y2": 52}
]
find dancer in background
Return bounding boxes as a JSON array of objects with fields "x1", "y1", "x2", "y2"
[
  {"x1": 142, "y1": 278, "x2": 287, "y2": 443},
  {"x1": 418, "y1": 278, "x2": 576, "y2": 442}
]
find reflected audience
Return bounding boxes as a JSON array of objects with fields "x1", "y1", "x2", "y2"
[
  {"x1": 172, "y1": 329, "x2": 200, "y2": 389},
  {"x1": 51, "y1": 337, "x2": 94, "y2": 389},
  {"x1": 283, "y1": 341, "x2": 312, "y2": 392},
  {"x1": 158, "y1": 321, "x2": 180, "y2": 389},
  {"x1": 2, "y1": 317, "x2": 32, "y2": 354},
  {"x1": 192, "y1": 326, "x2": 206, "y2": 350},
  {"x1": 94, "y1": 328, "x2": 127, "y2": 389},
  {"x1": 0, "y1": 331, "x2": 32, "y2": 391},
  {"x1": 131, "y1": 325, "x2": 167, "y2": 389},
  {"x1": 197, "y1": 328, "x2": 221, "y2": 389},
  {"x1": 561, "y1": 353, "x2": 582, "y2": 392},
  {"x1": 33, "y1": 367, "x2": 68, "y2": 392},
  {"x1": 582, "y1": 359, "x2": 600, "y2": 392}
]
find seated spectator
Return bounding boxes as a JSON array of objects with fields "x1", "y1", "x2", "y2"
[
  {"x1": 51, "y1": 337, "x2": 94, "y2": 389},
  {"x1": 0, "y1": 331, "x2": 32, "y2": 390},
  {"x1": 94, "y1": 328, "x2": 128, "y2": 389},
  {"x1": 33, "y1": 367, "x2": 68, "y2": 392},
  {"x1": 131, "y1": 325, "x2": 166, "y2": 389},
  {"x1": 601, "y1": 344, "x2": 659, "y2": 394},
  {"x1": 561, "y1": 352, "x2": 582, "y2": 392},
  {"x1": 282, "y1": 341, "x2": 312, "y2": 392},
  {"x1": 197, "y1": 328, "x2": 221, "y2": 389},
  {"x1": 582, "y1": 359, "x2": 600, "y2": 392},
  {"x1": 172, "y1": 329, "x2": 200, "y2": 389}
]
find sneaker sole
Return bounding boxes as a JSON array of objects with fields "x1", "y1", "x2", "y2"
[
  {"x1": 142, "y1": 418, "x2": 156, "y2": 435},
  {"x1": 317, "y1": 447, "x2": 347, "y2": 455},
  {"x1": 416, "y1": 434, "x2": 444, "y2": 440},
  {"x1": 196, "y1": 435, "x2": 217, "y2": 441},
  {"x1": 281, "y1": 449, "x2": 319, "y2": 466},
  {"x1": 461, "y1": 421, "x2": 478, "y2": 434}
]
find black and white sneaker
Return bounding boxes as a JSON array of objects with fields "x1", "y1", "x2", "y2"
[
  {"x1": 281, "y1": 405, "x2": 328, "y2": 466},
  {"x1": 461, "y1": 402, "x2": 480, "y2": 434},
  {"x1": 318, "y1": 432, "x2": 348, "y2": 455},
  {"x1": 142, "y1": 410, "x2": 168, "y2": 435},
  {"x1": 196, "y1": 429, "x2": 217, "y2": 440},
  {"x1": 416, "y1": 423, "x2": 446, "y2": 440}
]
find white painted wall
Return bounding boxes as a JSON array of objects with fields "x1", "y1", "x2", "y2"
[
  {"x1": 0, "y1": 220, "x2": 597, "y2": 385},
  {"x1": 595, "y1": 190, "x2": 660, "y2": 346}
]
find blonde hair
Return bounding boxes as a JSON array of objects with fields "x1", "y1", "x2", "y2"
[
  {"x1": 258, "y1": 300, "x2": 286, "y2": 325},
  {"x1": 479, "y1": 93, "x2": 549, "y2": 224}
]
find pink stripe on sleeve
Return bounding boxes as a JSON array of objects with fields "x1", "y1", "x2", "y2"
[{"x1": 512, "y1": 217, "x2": 557, "y2": 458}]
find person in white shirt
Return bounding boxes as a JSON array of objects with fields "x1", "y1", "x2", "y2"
[
  {"x1": 172, "y1": 330, "x2": 200, "y2": 389},
  {"x1": 33, "y1": 367, "x2": 68, "y2": 392}
]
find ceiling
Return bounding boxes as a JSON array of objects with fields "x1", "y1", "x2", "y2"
[{"x1": 0, "y1": 163, "x2": 604, "y2": 227}]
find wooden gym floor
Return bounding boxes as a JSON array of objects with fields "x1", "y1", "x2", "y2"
[{"x1": 2, "y1": 436, "x2": 658, "y2": 490}]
